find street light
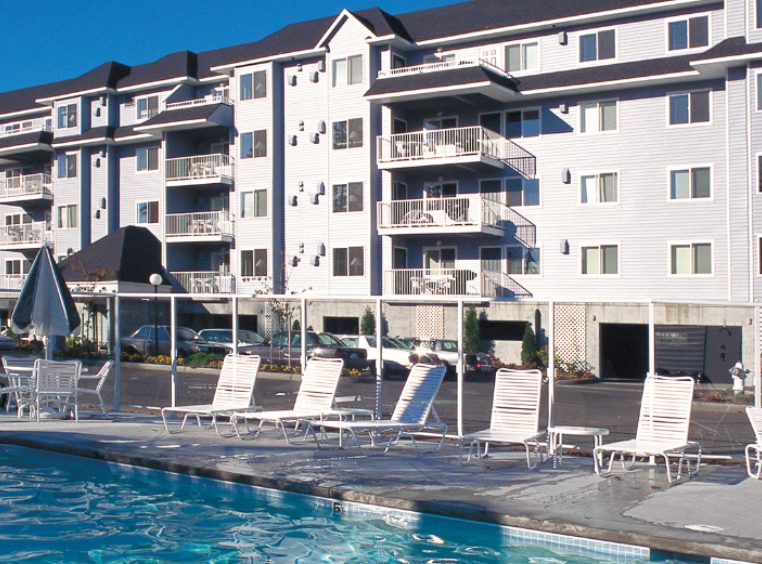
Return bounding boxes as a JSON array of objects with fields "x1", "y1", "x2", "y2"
[{"x1": 149, "y1": 273, "x2": 163, "y2": 355}]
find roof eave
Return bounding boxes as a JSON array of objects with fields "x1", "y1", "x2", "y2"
[
  {"x1": 366, "y1": 81, "x2": 517, "y2": 104},
  {"x1": 117, "y1": 77, "x2": 196, "y2": 94},
  {"x1": 211, "y1": 47, "x2": 327, "y2": 75},
  {"x1": 0, "y1": 107, "x2": 50, "y2": 121},
  {"x1": 518, "y1": 70, "x2": 702, "y2": 99},
  {"x1": 35, "y1": 87, "x2": 117, "y2": 106}
]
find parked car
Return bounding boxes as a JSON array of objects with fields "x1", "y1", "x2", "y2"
[
  {"x1": 197, "y1": 329, "x2": 264, "y2": 355},
  {"x1": 121, "y1": 325, "x2": 216, "y2": 356},
  {"x1": 416, "y1": 339, "x2": 495, "y2": 377},
  {"x1": 247, "y1": 331, "x2": 369, "y2": 371},
  {"x1": 338, "y1": 335, "x2": 419, "y2": 373}
]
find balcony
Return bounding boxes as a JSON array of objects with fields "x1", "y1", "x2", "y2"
[
  {"x1": 0, "y1": 274, "x2": 26, "y2": 290},
  {"x1": 367, "y1": 56, "x2": 517, "y2": 105},
  {"x1": 0, "y1": 120, "x2": 53, "y2": 162},
  {"x1": 165, "y1": 211, "x2": 234, "y2": 244},
  {"x1": 0, "y1": 222, "x2": 51, "y2": 249},
  {"x1": 377, "y1": 126, "x2": 535, "y2": 176},
  {"x1": 163, "y1": 93, "x2": 232, "y2": 110},
  {"x1": 165, "y1": 154, "x2": 234, "y2": 187},
  {"x1": 172, "y1": 271, "x2": 235, "y2": 294},
  {"x1": 385, "y1": 269, "x2": 531, "y2": 299},
  {"x1": 0, "y1": 173, "x2": 53, "y2": 204},
  {"x1": 378, "y1": 195, "x2": 503, "y2": 236},
  {"x1": 134, "y1": 97, "x2": 233, "y2": 134}
]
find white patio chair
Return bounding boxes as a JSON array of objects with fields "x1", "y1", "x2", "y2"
[
  {"x1": 162, "y1": 354, "x2": 261, "y2": 435},
  {"x1": 2, "y1": 355, "x2": 39, "y2": 417},
  {"x1": 231, "y1": 357, "x2": 344, "y2": 443},
  {"x1": 306, "y1": 363, "x2": 447, "y2": 453},
  {"x1": 594, "y1": 375, "x2": 701, "y2": 484},
  {"x1": 459, "y1": 368, "x2": 546, "y2": 469},
  {"x1": 34, "y1": 359, "x2": 82, "y2": 422},
  {"x1": 745, "y1": 406, "x2": 762, "y2": 480},
  {"x1": 76, "y1": 360, "x2": 113, "y2": 413}
]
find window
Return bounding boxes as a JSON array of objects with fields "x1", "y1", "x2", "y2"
[
  {"x1": 5, "y1": 259, "x2": 28, "y2": 276},
  {"x1": 669, "y1": 91, "x2": 710, "y2": 125},
  {"x1": 580, "y1": 100, "x2": 617, "y2": 132},
  {"x1": 757, "y1": 74, "x2": 762, "y2": 111},
  {"x1": 392, "y1": 54, "x2": 406, "y2": 69},
  {"x1": 505, "y1": 109, "x2": 540, "y2": 138},
  {"x1": 506, "y1": 176, "x2": 540, "y2": 206},
  {"x1": 136, "y1": 147, "x2": 159, "y2": 171},
  {"x1": 758, "y1": 155, "x2": 762, "y2": 192},
  {"x1": 240, "y1": 133, "x2": 253, "y2": 159},
  {"x1": 668, "y1": 15, "x2": 709, "y2": 51},
  {"x1": 505, "y1": 41, "x2": 539, "y2": 73},
  {"x1": 136, "y1": 201, "x2": 159, "y2": 224},
  {"x1": 506, "y1": 246, "x2": 540, "y2": 274},
  {"x1": 332, "y1": 55, "x2": 363, "y2": 87},
  {"x1": 333, "y1": 247, "x2": 364, "y2": 276},
  {"x1": 136, "y1": 96, "x2": 159, "y2": 120},
  {"x1": 758, "y1": 0, "x2": 762, "y2": 29},
  {"x1": 671, "y1": 243, "x2": 711, "y2": 274},
  {"x1": 579, "y1": 29, "x2": 616, "y2": 62},
  {"x1": 240, "y1": 71, "x2": 266, "y2": 100},
  {"x1": 581, "y1": 172, "x2": 618, "y2": 203},
  {"x1": 582, "y1": 245, "x2": 618, "y2": 274},
  {"x1": 57, "y1": 154, "x2": 77, "y2": 179},
  {"x1": 241, "y1": 190, "x2": 267, "y2": 218},
  {"x1": 332, "y1": 183, "x2": 363, "y2": 213},
  {"x1": 253, "y1": 130, "x2": 267, "y2": 157},
  {"x1": 57, "y1": 103, "x2": 77, "y2": 129},
  {"x1": 241, "y1": 249, "x2": 267, "y2": 277},
  {"x1": 57, "y1": 204, "x2": 77, "y2": 229},
  {"x1": 669, "y1": 167, "x2": 711, "y2": 199},
  {"x1": 332, "y1": 118, "x2": 363, "y2": 149}
]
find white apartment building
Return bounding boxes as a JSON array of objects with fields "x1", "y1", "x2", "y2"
[{"x1": 3, "y1": 0, "x2": 762, "y2": 378}]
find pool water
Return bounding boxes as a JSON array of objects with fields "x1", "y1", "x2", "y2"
[{"x1": 0, "y1": 445, "x2": 698, "y2": 563}]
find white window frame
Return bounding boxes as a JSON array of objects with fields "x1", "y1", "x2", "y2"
[
  {"x1": 504, "y1": 244, "x2": 542, "y2": 276},
  {"x1": 668, "y1": 240, "x2": 714, "y2": 276},
  {"x1": 580, "y1": 243, "x2": 620, "y2": 276},
  {"x1": 422, "y1": 180, "x2": 458, "y2": 199},
  {"x1": 136, "y1": 200, "x2": 159, "y2": 224},
  {"x1": 579, "y1": 171, "x2": 619, "y2": 205},
  {"x1": 136, "y1": 146, "x2": 159, "y2": 172},
  {"x1": 666, "y1": 89, "x2": 712, "y2": 127},
  {"x1": 331, "y1": 54, "x2": 364, "y2": 87},
  {"x1": 504, "y1": 107, "x2": 541, "y2": 138},
  {"x1": 505, "y1": 174, "x2": 541, "y2": 207},
  {"x1": 240, "y1": 189, "x2": 268, "y2": 219},
  {"x1": 57, "y1": 152, "x2": 78, "y2": 179},
  {"x1": 332, "y1": 118, "x2": 363, "y2": 150},
  {"x1": 135, "y1": 95, "x2": 160, "y2": 121},
  {"x1": 577, "y1": 26, "x2": 618, "y2": 65},
  {"x1": 757, "y1": 235, "x2": 762, "y2": 276},
  {"x1": 332, "y1": 246, "x2": 365, "y2": 277},
  {"x1": 578, "y1": 99, "x2": 618, "y2": 134},
  {"x1": 422, "y1": 246, "x2": 457, "y2": 270},
  {"x1": 666, "y1": 164, "x2": 713, "y2": 201},
  {"x1": 756, "y1": 152, "x2": 762, "y2": 193},
  {"x1": 240, "y1": 70, "x2": 267, "y2": 101},
  {"x1": 57, "y1": 204, "x2": 78, "y2": 230},
  {"x1": 332, "y1": 182, "x2": 364, "y2": 213},
  {"x1": 56, "y1": 102, "x2": 78, "y2": 130},
  {"x1": 756, "y1": 71, "x2": 762, "y2": 112},
  {"x1": 664, "y1": 13, "x2": 711, "y2": 53},
  {"x1": 503, "y1": 39, "x2": 540, "y2": 74}
]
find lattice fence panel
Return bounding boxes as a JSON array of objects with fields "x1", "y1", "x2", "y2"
[
  {"x1": 553, "y1": 303, "x2": 587, "y2": 364},
  {"x1": 416, "y1": 305, "x2": 445, "y2": 340}
]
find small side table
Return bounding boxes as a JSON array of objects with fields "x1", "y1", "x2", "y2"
[{"x1": 548, "y1": 425, "x2": 609, "y2": 472}]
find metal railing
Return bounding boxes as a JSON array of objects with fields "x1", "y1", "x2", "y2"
[
  {"x1": 1, "y1": 118, "x2": 51, "y2": 137},
  {"x1": 0, "y1": 222, "x2": 51, "y2": 246},
  {"x1": 165, "y1": 154, "x2": 234, "y2": 183},
  {"x1": 165, "y1": 211, "x2": 233, "y2": 238},
  {"x1": 378, "y1": 55, "x2": 512, "y2": 80},
  {"x1": 237, "y1": 276, "x2": 272, "y2": 295},
  {"x1": 0, "y1": 274, "x2": 26, "y2": 290},
  {"x1": 385, "y1": 268, "x2": 482, "y2": 296},
  {"x1": 172, "y1": 271, "x2": 235, "y2": 294},
  {"x1": 481, "y1": 270, "x2": 532, "y2": 299},
  {"x1": 378, "y1": 195, "x2": 501, "y2": 231},
  {"x1": 502, "y1": 206, "x2": 536, "y2": 248},
  {"x1": 164, "y1": 93, "x2": 232, "y2": 110},
  {"x1": 0, "y1": 173, "x2": 53, "y2": 200}
]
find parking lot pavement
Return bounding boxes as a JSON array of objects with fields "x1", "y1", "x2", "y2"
[{"x1": 97, "y1": 364, "x2": 756, "y2": 456}]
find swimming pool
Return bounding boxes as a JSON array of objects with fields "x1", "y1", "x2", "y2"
[{"x1": 0, "y1": 444, "x2": 702, "y2": 562}]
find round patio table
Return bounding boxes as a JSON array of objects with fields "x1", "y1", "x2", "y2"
[{"x1": 548, "y1": 425, "x2": 609, "y2": 472}]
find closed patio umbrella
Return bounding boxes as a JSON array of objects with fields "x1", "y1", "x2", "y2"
[{"x1": 11, "y1": 244, "x2": 80, "y2": 359}]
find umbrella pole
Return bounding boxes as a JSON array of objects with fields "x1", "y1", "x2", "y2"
[{"x1": 45, "y1": 336, "x2": 53, "y2": 360}]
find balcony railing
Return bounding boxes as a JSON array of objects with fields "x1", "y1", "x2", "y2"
[
  {"x1": 164, "y1": 93, "x2": 232, "y2": 110},
  {"x1": 385, "y1": 268, "x2": 532, "y2": 298},
  {"x1": 0, "y1": 222, "x2": 51, "y2": 247},
  {"x1": 378, "y1": 55, "x2": 512, "y2": 80},
  {"x1": 165, "y1": 154, "x2": 234, "y2": 183},
  {"x1": 0, "y1": 274, "x2": 26, "y2": 290},
  {"x1": 165, "y1": 211, "x2": 233, "y2": 239},
  {"x1": 172, "y1": 271, "x2": 235, "y2": 294},
  {"x1": 378, "y1": 195, "x2": 501, "y2": 232},
  {"x1": 1, "y1": 118, "x2": 52, "y2": 138},
  {"x1": 0, "y1": 173, "x2": 53, "y2": 200}
]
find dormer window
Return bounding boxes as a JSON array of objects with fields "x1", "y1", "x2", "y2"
[
  {"x1": 57, "y1": 104, "x2": 77, "y2": 129},
  {"x1": 136, "y1": 96, "x2": 159, "y2": 121}
]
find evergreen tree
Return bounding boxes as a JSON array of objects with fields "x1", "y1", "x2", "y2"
[
  {"x1": 521, "y1": 322, "x2": 538, "y2": 366},
  {"x1": 463, "y1": 306, "x2": 481, "y2": 354},
  {"x1": 360, "y1": 307, "x2": 376, "y2": 336}
]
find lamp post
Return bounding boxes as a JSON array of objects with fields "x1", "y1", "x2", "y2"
[{"x1": 149, "y1": 273, "x2": 163, "y2": 355}]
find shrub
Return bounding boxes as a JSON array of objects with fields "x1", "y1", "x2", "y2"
[
  {"x1": 360, "y1": 307, "x2": 376, "y2": 336},
  {"x1": 520, "y1": 323, "x2": 537, "y2": 366},
  {"x1": 463, "y1": 306, "x2": 480, "y2": 354}
]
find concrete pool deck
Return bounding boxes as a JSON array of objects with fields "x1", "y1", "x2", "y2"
[{"x1": 0, "y1": 413, "x2": 759, "y2": 563}]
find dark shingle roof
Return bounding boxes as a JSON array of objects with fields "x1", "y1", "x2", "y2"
[
  {"x1": 691, "y1": 36, "x2": 762, "y2": 61},
  {"x1": 0, "y1": 130, "x2": 53, "y2": 151},
  {"x1": 118, "y1": 51, "x2": 198, "y2": 89},
  {"x1": 51, "y1": 126, "x2": 115, "y2": 146},
  {"x1": 136, "y1": 103, "x2": 225, "y2": 127},
  {"x1": 366, "y1": 65, "x2": 517, "y2": 97}
]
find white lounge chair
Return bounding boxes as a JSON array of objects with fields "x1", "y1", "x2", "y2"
[
  {"x1": 594, "y1": 375, "x2": 701, "y2": 484},
  {"x1": 231, "y1": 357, "x2": 344, "y2": 443},
  {"x1": 459, "y1": 368, "x2": 546, "y2": 469},
  {"x1": 34, "y1": 359, "x2": 82, "y2": 422},
  {"x1": 745, "y1": 406, "x2": 762, "y2": 480},
  {"x1": 76, "y1": 360, "x2": 113, "y2": 413},
  {"x1": 161, "y1": 354, "x2": 261, "y2": 435},
  {"x1": 306, "y1": 363, "x2": 447, "y2": 453},
  {"x1": 1, "y1": 355, "x2": 38, "y2": 417}
]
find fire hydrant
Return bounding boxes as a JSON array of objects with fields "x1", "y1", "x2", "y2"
[{"x1": 730, "y1": 361, "x2": 750, "y2": 394}]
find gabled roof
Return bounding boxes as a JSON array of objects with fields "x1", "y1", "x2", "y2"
[
  {"x1": 118, "y1": 51, "x2": 198, "y2": 90},
  {"x1": 59, "y1": 226, "x2": 167, "y2": 285}
]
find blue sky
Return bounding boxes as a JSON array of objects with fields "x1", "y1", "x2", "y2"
[{"x1": 0, "y1": 0, "x2": 451, "y2": 93}]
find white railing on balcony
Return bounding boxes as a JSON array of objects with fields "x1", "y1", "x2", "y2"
[
  {"x1": 165, "y1": 154, "x2": 234, "y2": 183},
  {"x1": 164, "y1": 93, "x2": 232, "y2": 110},
  {"x1": 0, "y1": 173, "x2": 53, "y2": 200},
  {"x1": 378, "y1": 55, "x2": 512, "y2": 80},
  {"x1": 385, "y1": 268, "x2": 531, "y2": 299},
  {"x1": 0, "y1": 222, "x2": 50, "y2": 247},
  {"x1": 378, "y1": 126, "x2": 499, "y2": 164},
  {"x1": 0, "y1": 274, "x2": 26, "y2": 290},
  {"x1": 165, "y1": 211, "x2": 233, "y2": 238},
  {"x1": 378, "y1": 195, "x2": 501, "y2": 231},
  {"x1": 172, "y1": 271, "x2": 235, "y2": 294},
  {"x1": 1, "y1": 118, "x2": 52, "y2": 138}
]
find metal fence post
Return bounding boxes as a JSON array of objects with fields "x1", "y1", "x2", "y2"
[
  {"x1": 170, "y1": 295, "x2": 176, "y2": 408},
  {"x1": 113, "y1": 295, "x2": 121, "y2": 412},
  {"x1": 548, "y1": 300, "x2": 554, "y2": 429},
  {"x1": 375, "y1": 297, "x2": 383, "y2": 419},
  {"x1": 300, "y1": 297, "x2": 307, "y2": 373},
  {"x1": 457, "y1": 299, "x2": 464, "y2": 438},
  {"x1": 232, "y1": 296, "x2": 239, "y2": 356}
]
